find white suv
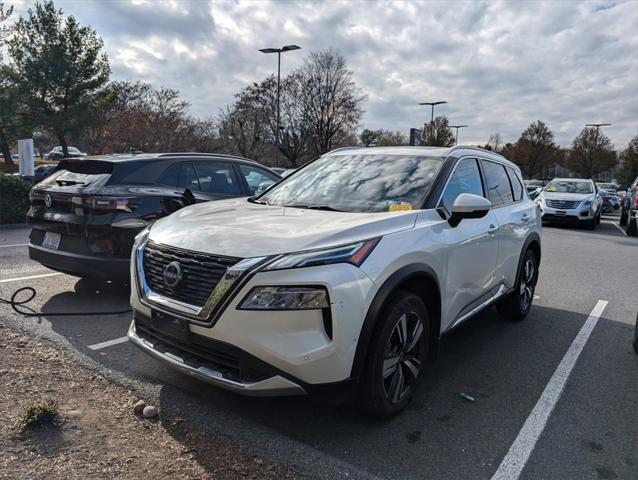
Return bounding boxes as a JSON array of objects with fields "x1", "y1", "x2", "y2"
[{"x1": 128, "y1": 146, "x2": 541, "y2": 417}]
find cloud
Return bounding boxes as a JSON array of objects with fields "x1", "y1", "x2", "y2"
[{"x1": 13, "y1": 0, "x2": 638, "y2": 148}]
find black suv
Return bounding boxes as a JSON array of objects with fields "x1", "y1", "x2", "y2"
[{"x1": 28, "y1": 153, "x2": 280, "y2": 280}]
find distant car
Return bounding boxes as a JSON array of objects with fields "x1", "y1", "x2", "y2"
[
  {"x1": 28, "y1": 153, "x2": 281, "y2": 280},
  {"x1": 598, "y1": 183, "x2": 618, "y2": 194},
  {"x1": 536, "y1": 178, "x2": 602, "y2": 229},
  {"x1": 45, "y1": 146, "x2": 87, "y2": 160},
  {"x1": 619, "y1": 176, "x2": 638, "y2": 236},
  {"x1": 598, "y1": 190, "x2": 620, "y2": 213}
]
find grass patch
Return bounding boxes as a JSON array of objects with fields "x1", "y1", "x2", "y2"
[{"x1": 21, "y1": 400, "x2": 59, "y2": 431}]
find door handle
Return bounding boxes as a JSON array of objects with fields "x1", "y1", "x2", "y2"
[
  {"x1": 521, "y1": 213, "x2": 530, "y2": 222},
  {"x1": 488, "y1": 224, "x2": 498, "y2": 234}
]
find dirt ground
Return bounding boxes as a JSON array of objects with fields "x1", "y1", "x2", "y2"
[{"x1": 0, "y1": 320, "x2": 299, "y2": 479}]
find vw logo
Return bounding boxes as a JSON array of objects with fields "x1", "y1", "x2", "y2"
[
  {"x1": 163, "y1": 261, "x2": 182, "y2": 288},
  {"x1": 44, "y1": 194, "x2": 52, "y2": 208}
]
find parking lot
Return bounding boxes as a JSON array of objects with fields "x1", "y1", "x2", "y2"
[{"x1": 1, "y1": 216, "x2": 636, "y2": 480}]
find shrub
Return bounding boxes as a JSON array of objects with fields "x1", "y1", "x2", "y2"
[
  {"x1": 0, "y1": 174, "x2": 31, "y2": 224},
  {"x1": 21, "y1": 400, "x2": 59, "y2": 431}
]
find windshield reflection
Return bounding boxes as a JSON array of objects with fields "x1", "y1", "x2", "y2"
[{"x1": 259, "y1": 154, "x2": 444, "y2": 213}]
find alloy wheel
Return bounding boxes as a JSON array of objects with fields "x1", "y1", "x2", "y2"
[
  {"x1": 519, "y1": 257, "x2": 536, "y2": 313},
  {"x1": 382, "y1": 312, "x2": 424, "y2": 403}
]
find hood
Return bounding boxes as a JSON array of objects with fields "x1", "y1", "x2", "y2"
[
  {"x1": 541, "y1": 191, "x2": 594, "y2": 202},
  {"x1": 148, "y1": 198, "x2": 418, "y2": 258}
]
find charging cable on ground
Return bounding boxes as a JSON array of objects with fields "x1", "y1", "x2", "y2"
[{"x1": 0, "y1": 286, "x2": 132, "y2": 317}]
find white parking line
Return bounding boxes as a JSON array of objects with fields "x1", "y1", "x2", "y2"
[
  {"x1": 605, "y1": 221, "x2": 627, "y2": 236},
  {"x1": 0, "y1": 272, "x2": 63, "y2": 283},
  {"x1": 88, "y1": 336, "x2": 129, "y2": 350},
  {"x1": 491, "y1": 300, "x2": 608, "y2": 480},
  {"x1": 0, "y1": 243, "x2": 28, "y2": 248}
]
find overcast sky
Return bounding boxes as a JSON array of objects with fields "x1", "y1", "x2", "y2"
[{"x1": 12, "y1": 0, "x2": 638, "y2": 148}]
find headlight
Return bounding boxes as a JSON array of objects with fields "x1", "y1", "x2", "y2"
[
  {"x1": 264, "y1": 238, "x2": 380, "y2": 271},
  {"x1": 238, "y1": 286, "x2": 329, "y2": 310},
  {"x1": 580, "y1": 199, "x2": 592, "y2": 208}
]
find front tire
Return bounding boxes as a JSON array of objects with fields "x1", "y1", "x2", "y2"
[
  {"x1": 497, "y1": 249, "x2": 538, "y2": 321},
  {"x1": 359, "y1": 291, "x2": 429, "y2": 419},
  {"x1": 620, "y1": 208, "x2": 628, "y2": 226}
]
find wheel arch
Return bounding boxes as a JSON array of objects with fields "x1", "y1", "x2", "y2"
[
  {"x1": 350, "y1": 264, "x2": 442, "y2": 383},
  {"x1": 517, "y1": 232, "x2": 541, "y2": 282}
]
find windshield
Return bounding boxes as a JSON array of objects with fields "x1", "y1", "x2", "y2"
[
  {"x1": 258, "y1": 153, "x2": 444, "y2": 213},
  {"x1": 545, "y1": 180, "x2": 593, "y2": 194}
]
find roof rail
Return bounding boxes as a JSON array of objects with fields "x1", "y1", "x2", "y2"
[
  {"x1": 156, "y1": 152, "x2": 257, "y2": 162},
  {"x1": 448, "y1": 145, "x2": 507, "y2": 159}
]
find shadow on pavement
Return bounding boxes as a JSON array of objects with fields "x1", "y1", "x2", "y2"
[
  {"x1": 34, "y1": 280, "x2": 637, "y2": 479},
  {"x1": 145, "y1": 305, "x2": 635, "y2": 480}
]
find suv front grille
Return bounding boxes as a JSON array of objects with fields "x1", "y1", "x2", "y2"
[
  {"x1": 545, "y1": 199, "x2": 581, "y2": 209},
  {"x1": 142, "y1": 241, "x2": 240, "y2": 307}
]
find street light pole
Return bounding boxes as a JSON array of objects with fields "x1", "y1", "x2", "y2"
[
  {"x1": 449, "y1": 125, "x2": 468, "y2": 145},
  {"x1": 259, "y1": 45, "x2": 301, "y2": 150},
  {"x1": 419, "y1": 101, "x2": 447, "y2": 144}
]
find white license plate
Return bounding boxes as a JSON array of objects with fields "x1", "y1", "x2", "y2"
[{"x1": 42, "y1": 232, "x2": 61, "y2": 250}]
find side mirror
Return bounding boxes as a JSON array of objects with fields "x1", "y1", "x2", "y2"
[{"x1": 448, "y1": 193, "x2": 492, "y2": 227}]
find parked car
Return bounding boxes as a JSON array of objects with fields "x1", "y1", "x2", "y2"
[
  {"x1": 28, "y1": 153, "x2": 280, "y2": 281},
  {"x1": 598, "y1": 189, "x2": 620, "y2": 213},
  {"x1": 127, "y1": 145, "x2": 541, "y2": 418},
  {"x1": 598, "y1": 183, "x2": 618, "y2": 194},
  {"x1": 536, "y1": 178, "x2": 602, "y2": 229},
  {"x1": 619, "y1": 176, "x2": 638, "y2": 236},
  {"x1": 45, "y1": 146, "x2": 87, "y2": 160}
]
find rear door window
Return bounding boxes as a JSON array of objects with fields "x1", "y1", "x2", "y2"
[
  {"x1": 193, "y1": 161, "x2": 241, "y2": 195},
  {"x1": 506, "y1": 166, "x2": 524, "y2": 202},
  {"x1": 481, "y1": 160, "x2": 514, "y2": 207},
  {"x1": 157, "y1": 162, "x2": 199, "y2": 190}
]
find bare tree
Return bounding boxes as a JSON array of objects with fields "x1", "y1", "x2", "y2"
[
  {"x1": 565, "y1": 127, "x2": 617, "y2": 179},
  {"x1": 298, "y1": 48, "x2": 365, "y2": 155}
]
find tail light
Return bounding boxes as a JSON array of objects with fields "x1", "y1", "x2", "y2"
[{"x1": 71, "y1": 196, "x2": 136, "y2": 212}]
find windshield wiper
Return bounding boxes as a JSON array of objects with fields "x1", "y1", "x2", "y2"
[
  {"x1": 247, "y1": 197, "x2": 268, "y2": 205},
  {"x1": 286, "y1": 204, "x2": 347, "y2": 212}
]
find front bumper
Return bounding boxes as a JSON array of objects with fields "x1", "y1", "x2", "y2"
[
  {"x1": 130, "y1": 247, "x2": 377, "y2": 389},
  {"x1": 539, "y1": 204, "x2": 594, "y2": 223},
  {"x1": 127, "y1": 318, "x2": 306, "y2": 396}
]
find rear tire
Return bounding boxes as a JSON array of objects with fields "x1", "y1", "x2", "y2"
[
  {"x1": 497, "y1": 249, "x2": 538, "y2": 321},
  {"x1": 359, "y1": 291, "x2": 429, "y2": 419}
]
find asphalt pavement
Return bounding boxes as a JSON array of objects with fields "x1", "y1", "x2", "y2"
[{"x1": 1, "y1": 215, "x2": 636, "y2": 480}]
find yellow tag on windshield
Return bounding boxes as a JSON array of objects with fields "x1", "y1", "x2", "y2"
[{"x1": 389, "y1": 202, "x2": 413, "y2": 212}]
